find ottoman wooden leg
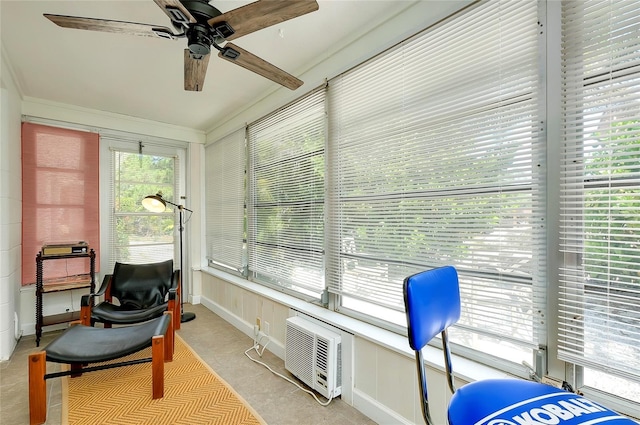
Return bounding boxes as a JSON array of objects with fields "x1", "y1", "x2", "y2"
[
  {"x1": 163, "y1": 311, "x2": 174, "y2": 362},
  {"x1": 28, "y1": 351, "x2": 47, "y2": 425},
  {"x1": 152, "y1": 335, "x2": 165, "y2": 399}
]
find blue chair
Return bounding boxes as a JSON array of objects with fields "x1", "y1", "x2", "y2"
[{"x1": 403, "y1": 266, "x2": 638, "y2": 425}]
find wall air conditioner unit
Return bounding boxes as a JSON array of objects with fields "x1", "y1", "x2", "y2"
[{"x1": 285, "y1": 316, "x2": 342, "y2": 400}]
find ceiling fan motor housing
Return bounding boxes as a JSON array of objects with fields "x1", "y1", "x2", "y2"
[
  {"x1": 181, "y1": 0, "x2": 224, "y2": 59},
  {"x1": 187, "y1": 24, "x2": 212, "y2": 57}
]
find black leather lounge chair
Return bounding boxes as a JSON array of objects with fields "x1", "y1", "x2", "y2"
[{"x1": 81, "y1": 259, "x2": 181, "y2": 332}]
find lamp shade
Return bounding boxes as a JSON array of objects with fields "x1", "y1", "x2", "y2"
[{"x1": 141, "y1": 193, "x2": 167, "y2": 213}]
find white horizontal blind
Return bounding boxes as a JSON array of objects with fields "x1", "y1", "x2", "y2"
[
  {"x1": 109, "y1": 149, "x2": 178, "y2": 270},
  {"x1": 247, "y1": 87, "x2": 326, "y2": 298},
  {"x1": 559, "y1": 0, "x2": 640, "y2": 381},
  {"x1": 328, "y1": 0, "x2": 546, "y2": 352},
  {"x1": 205, "y1": 128, "x2": 246, "y2": 273}
]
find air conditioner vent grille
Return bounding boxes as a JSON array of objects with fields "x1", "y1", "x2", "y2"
[
  {"x1": 316, "y1": 337, "x2": 329, "y2": 372},
  {"x1": 285, "y1": 323, "x2": 315, "y2": 385},
  {"x1": 285, "y1": 316, "x2": 342, "y2": 399}
]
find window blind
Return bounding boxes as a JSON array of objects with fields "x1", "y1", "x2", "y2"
[
  {"x1": 21, "y1": 123, "x2": 101, "y2": 284},
  {"x1": 327, "y1": 0, "x2": 546, "y2": 357},
  {"x1": 205, "y1": 128, "x2": 246, "y2": 273},
  {"x1": 559, "y1": 0, "x2": 640, "y2": 381},
  {"x1": 247, "y1": 87, "x2": 326, "y2": 298}
]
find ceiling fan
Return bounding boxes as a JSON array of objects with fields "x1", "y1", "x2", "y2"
[{"x1": 44, "y1": 0, "x2": 319, "y2": 91}]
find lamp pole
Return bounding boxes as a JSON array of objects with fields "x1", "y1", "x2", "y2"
[
  {"x1": 142, "y1": 192, "x2": 195, "y2": 323},
  {"x1": 176, "y1": 203, "x2": 196, "y2": 322},
  {"x1": 167, "y1": 200, "x2": 196, "y2": 323}
]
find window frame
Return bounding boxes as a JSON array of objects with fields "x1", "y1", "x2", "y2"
[
  {"x1": 558, "y1": 0, "x2": 640, "y2": 410},
  {"x1": 100, "y1": 137, "x2": 187, "y2": 278},
  {"x1": 246, "y1": 87, "x2": 328, "y2": 300}
]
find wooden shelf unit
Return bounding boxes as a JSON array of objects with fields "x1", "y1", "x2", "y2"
[{"x1": 35, "y1": 249, "x2": 95, "y2": 346}]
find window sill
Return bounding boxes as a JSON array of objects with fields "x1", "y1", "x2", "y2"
[{"x1": 200, "y1": 266, "x2": 511, "y2": 384}]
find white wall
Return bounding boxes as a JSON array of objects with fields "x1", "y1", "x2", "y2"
[
  {"x1": 0, "y1": 49, "x2": 24, "y2": 359},
  {"x1": 205, "y1": 0, "x2": 473, "y2": 142}
]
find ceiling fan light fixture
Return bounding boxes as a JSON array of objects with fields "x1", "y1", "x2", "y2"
[{"x1": 187, "y1": 24, "x2": 212, "y2": 56}]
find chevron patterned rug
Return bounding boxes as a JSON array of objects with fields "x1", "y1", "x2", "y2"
[{"x1": 61, "y1": 335, "x2": 266, "y2": 425}]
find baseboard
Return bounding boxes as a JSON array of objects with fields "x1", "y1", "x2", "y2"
[
  {"x1": 352, "y1": 389, "x2": 415, "y2": 425},
  {"x1": 199, "y1": 295, "x2": 285, "y2": 359}
]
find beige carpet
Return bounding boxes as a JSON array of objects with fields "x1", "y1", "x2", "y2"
[{"x1": 61, "y1": 335, "x2": 267, "y2": 425}]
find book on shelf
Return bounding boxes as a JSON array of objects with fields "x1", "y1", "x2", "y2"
[{"x1": 41, "y1": 241, "x2": 89, "y2": 256}]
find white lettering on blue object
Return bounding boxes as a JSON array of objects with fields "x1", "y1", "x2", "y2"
[
  {"x1": 531, "y1": 408, "x2": 561, "y2": 424},
  {"x1": 512, "y1": 411, "x2": 554, "y2": 425},
  {"x1": 557, "y1": 400, "x2": 590, "y2": 416},
  {"x1": 476, "y1": 393, "x2": 628, "y2": 425},
  {"x1": 541, "y1": 404, "x2": 574, "y2": 420},
  {"x1": 571, "y1": 398, "x2": 606, "y2": 413}
]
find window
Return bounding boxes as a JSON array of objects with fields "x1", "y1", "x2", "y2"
[
  {"x1": 106, "y1": 142, "x2": 182, "y2": 271},
  {"x1": 560, "y1": 0, "x2": 640, "y2": 402},
  {"x1": 327, "y1": 0, "x2": 545, "y2": 367},
  {"x1": 247, "y1": 87, "x2": 327, "y2": 298},
  {"x1": 204, "y1": 0, "x2": 640, "y2": 410},
  {"x1": 205, "y1": 128, "x2": 246, "y2": 273},
  {"x1": 21, "y1": 123, "x2": 100, "y2": 284}
]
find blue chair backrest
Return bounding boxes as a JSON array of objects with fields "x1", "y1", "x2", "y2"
[{"x1": 404, "y1": 266, "x2": 461, "y2": 351}]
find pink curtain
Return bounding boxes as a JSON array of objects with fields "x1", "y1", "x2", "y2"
[{"x1": 22, "y1": 123, "x2": 100, "y2": 285}]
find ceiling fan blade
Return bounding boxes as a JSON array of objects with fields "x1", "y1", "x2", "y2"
[
  {"x1": 184, "y1": 50, "x2": 210, "y2": 91},
  {"x1": 208, "y1": 0, "x2": 319, "y2": 41},
  {"x1": 44, "y1": 14, "x2": 179, "y2": 39},
  {"x1": 153, "y1": 0, "x2": 196, "y2": 25},
  {"x1": 218, "y1": 43, "x2": 303, "y2": 90}
]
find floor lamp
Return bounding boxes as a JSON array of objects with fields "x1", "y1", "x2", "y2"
[{"x1": 142, "y1": 192, "x2": 196, "y2": 323}]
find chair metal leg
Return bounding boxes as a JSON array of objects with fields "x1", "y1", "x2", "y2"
[
  {"x1": 441, "y1": 329, "x2": 456, "y2": 394},
  {"x1": 28, "y1": 352, "x2": 47, "y2": 425},
  {"x1": 415, "y1": 350, "x2": 434, "y2": 425}
]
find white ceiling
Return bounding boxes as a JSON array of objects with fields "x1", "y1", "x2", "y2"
[{"x1": 1, "y1": 0, "x2": 423, "y2": 134}]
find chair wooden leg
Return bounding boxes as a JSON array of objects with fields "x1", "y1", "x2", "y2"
[
  {"x1": 151, "y1": 335, "x2": 165, "y2": 399},
  {"x1": 28, "y1": 352, "x2": 47, "y2": 425},
  {"x1": 168, "y1": 296, "x2": 180, "y2": 333},
  {"x1": 175, "y1": 284, "x2": 182, "y2": 331},
  {"x1": 80, "y1": 303, "x2": 92, "y2": 326},
  {"x1": 163, "y1": 311, "x2": 174, "y2": 361}
]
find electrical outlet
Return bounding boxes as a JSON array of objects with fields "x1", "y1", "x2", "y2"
[
  {"x1": 256, "y1": 317, "x2": 261, "y2": 329},
  {"x1": 264, "y1": 321, "x2": 270, "y2": 335}
]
